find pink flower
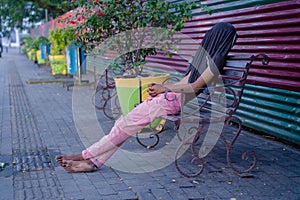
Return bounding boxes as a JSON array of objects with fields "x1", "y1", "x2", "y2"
[
  {"x1": 104, "y1": 3, "x2": 108, "y2": 6},
  {"x1": 95, "y1": 0, "x2": 99, "y2": 2},
  {"x1": 97, "y1": 12, "x2": 104, "y2": 17},
  {"x1": 71, "y1": 0, "x2": 75, "y2": 2}
]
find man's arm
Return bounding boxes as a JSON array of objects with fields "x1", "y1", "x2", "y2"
[{"x1": 148, "y1": 57, "x2": 214, "y2": 97}]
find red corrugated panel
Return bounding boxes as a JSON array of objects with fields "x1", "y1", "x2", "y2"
[{"x1": 146, "y1": 0, "x2": 300, "y2": 91}]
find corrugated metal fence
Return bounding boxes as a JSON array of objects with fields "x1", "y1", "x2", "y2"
[
  {"x1": 147, "y1": 0, "x2": 300, "y2": 145},
  {"x1": 31, "y1": 0, "x2": 300, "y2": 145}
]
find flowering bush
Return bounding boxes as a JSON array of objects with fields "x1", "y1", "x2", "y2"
[{"x1": 66, "y1": 0, "x2": 209, "y2": 76}]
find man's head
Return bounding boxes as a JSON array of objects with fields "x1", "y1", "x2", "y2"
[{"x1": 191, "y1": 22, "x2": 237, "y2": 75}]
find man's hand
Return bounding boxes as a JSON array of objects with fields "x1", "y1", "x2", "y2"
[{"x1": 147, "y1": 83, "x2": 166, "y2": 97}]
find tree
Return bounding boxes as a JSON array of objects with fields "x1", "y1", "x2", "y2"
[
  {"x1": 0, "y1": 0, "x2": 74, "y2": 35},
  {"x1": 65, "y1": 0, "x2": 211, "y2": 76}
]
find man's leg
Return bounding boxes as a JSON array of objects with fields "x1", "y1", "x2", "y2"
[
  {"x1": 58, "y1": 92, "x2": 181, "y2": 172},
  {"x1": 82, "y1": 92, "x2": 181, "y2": 168}
]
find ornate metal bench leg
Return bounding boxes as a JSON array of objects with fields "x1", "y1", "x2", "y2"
[
  {"x1": 136, "y1": 132, "x2": 160, "y2": 149},
  {"x1": 174, "y1": 130, "x2": 206, "y2": 178},
  {"x1": 92, "y1": 79, "x2": 110, "y2": 110},
  {"x1": 136, "y1": 118, "x2": 169, "y2": 149},
  {"x1": 173, "y1": 119, "x2": 183, "y2": 142},
  {"x1": 224, "y1": 116, "x2": 257, "y2": 176},
  {"x1": 102, "y1": 91, "x2": 121, "y2": 120}
]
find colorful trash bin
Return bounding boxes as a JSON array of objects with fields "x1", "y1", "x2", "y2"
[
  {"x1": 66, "y1": 45, "x2": 87, "y2": 75},
  {"x1": 66, "y1": 44, "x2": 78, "y2": 75}
]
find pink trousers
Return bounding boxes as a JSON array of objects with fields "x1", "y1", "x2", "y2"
[{"x1": 82, "y1": 92, "x2": 181, "y2": 167}]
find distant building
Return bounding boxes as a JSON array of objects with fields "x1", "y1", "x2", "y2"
[{"x1": 1, "y1": 28, "x2": 22, "y2": 48}]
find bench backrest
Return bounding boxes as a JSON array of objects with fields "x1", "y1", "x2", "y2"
[{"x1": 195, "y1": 54, "x2": 268, "y2": 118}]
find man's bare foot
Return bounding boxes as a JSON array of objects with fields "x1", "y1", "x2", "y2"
[
  {"x1": 55, "y1": 153, "x2": 83, "y2": 165},
  {"x1": 61, "y1": 160, "x2": 95, "y2": 173}
]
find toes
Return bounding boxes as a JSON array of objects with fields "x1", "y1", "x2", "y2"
[
  {"x1": 55, "y1": 156, "x2": 65, "y2": 167},
  {"x1": 55, "y1": 155, "x2": 64, "y2": 164},
  {"x1": 62, "y1": 161, "x2": 74, "y2": 172},
  {"x1": 56, "y1": 159, "x2": 63, "y2": 165},
  {"x1": 62, "y1": 160, "x2": 72, "y2": 167},
  {"x1": 55, "y1": 154, "x2": 84, "y2": 162},
  {"x1": 55, "y1": 155, "x2": 63, "y2": 160},
  {"x1": 64, "y1": 166, "x2": 75, "y2": 173},
  {"x1": 61, "y1": 161, "x2": 95, "y2": 173}
]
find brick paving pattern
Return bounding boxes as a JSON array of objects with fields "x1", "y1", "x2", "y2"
[
  {"x1": 8, "y1": 64, "x2": 64, "y2": 199},
  {"x1": 0, "y1": 48, "x2": 299, "y2": 200}
]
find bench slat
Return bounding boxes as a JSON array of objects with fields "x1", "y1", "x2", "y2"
[{"x1": 225, "y1": 60, "x2": 249, "y2": 69}]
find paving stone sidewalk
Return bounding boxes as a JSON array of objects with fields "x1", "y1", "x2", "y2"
[{"x1": 0, "y1": 48, "x2": 299, "y2": 200}]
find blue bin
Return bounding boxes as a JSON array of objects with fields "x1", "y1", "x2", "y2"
[
  {"x1": 39, "y1": 43, "x2": 50, "y2": 59},
  {"x1": 79, "y1": 48, "x2": 86, "y2": 74},
  {"x1": 46, "y1": 44, "x2": 50, "y2": 57},
  {"x1": 39, "y1": 44, "x2": 46, "y2": 59},
  {"x1": 40, "y1": 44, "x2": 46, "y2": 59},
  {"x1": 67, "y1": 44, "x2": 78, "y2": 75}
]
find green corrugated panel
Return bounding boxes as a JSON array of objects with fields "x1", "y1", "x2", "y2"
[
  {"x1": 171, "y1": 0, "x2": 287, "y2": 15},
  {"x1": 199, "y1": 0, "x2": 286, "y2": 14},
  {"x1": 236, "y1": 84, "x2": 300, "y2": 144}
]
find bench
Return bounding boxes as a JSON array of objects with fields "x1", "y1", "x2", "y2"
[
  {"x1": 136, "y1": 53, "x2": 269, "y2": 177},
  {"x1": 93, "y1": 53, "x2": 269, "y2": 177},
  {"x1": 92, "y1": 68, "x2": 121, "y2": 119}
]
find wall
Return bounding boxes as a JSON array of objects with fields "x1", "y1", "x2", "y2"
[
  {"x1": 147, "y1": 0, "x2": 300, "y2": 145},
  {"x1": 31, "y1": 0, "x2": 300, "y2": 145}
]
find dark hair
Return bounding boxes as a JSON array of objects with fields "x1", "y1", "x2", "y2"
[{"x1": 187, "y1": 22, "x2": 237, "y2": 84}]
